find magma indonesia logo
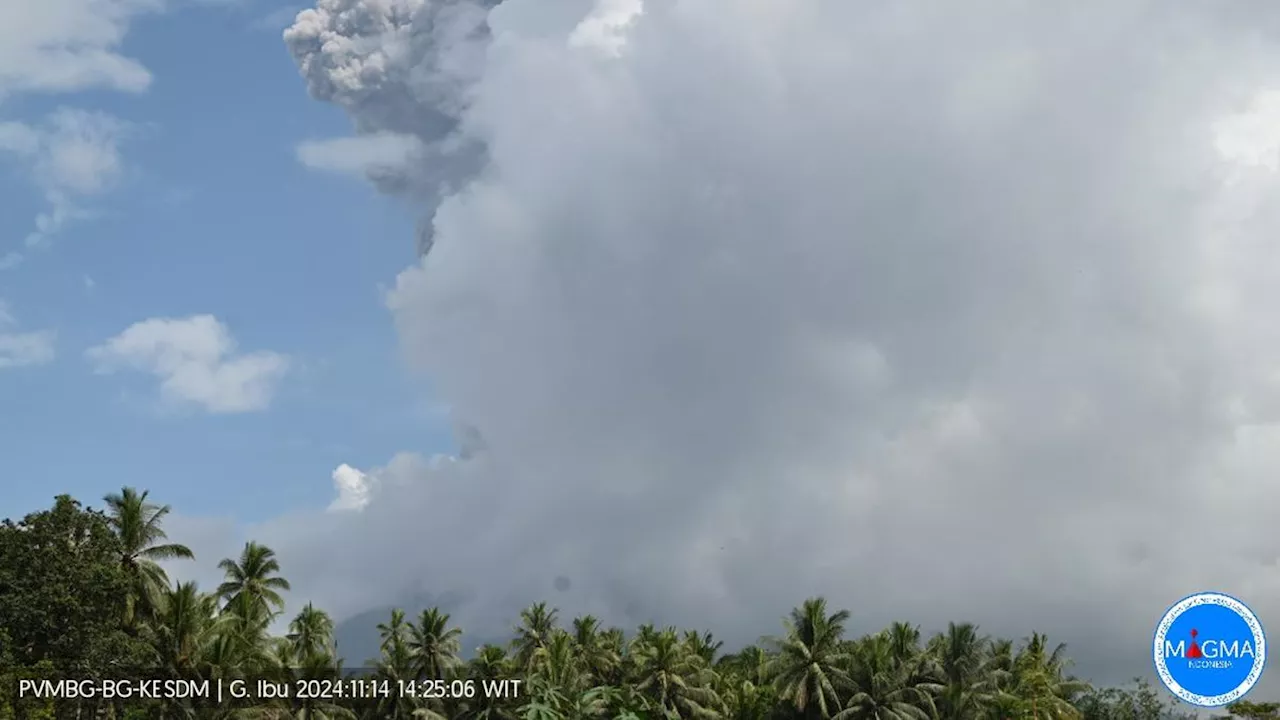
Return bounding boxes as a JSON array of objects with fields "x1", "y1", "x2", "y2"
[{"x1": 1153, "y1": 592, "x2": 1267, "y2": 707}]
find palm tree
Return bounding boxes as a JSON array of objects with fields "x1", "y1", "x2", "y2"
[
  {"x1": 683, "y1": 631, "x2": 723, "y2": 664},
  {"x1": 570, "y1": 616, "x2": 600, "y2": 650},
  {"x1": 985, "y1": 638, "x2": 1020, "y2": 720},
  {"x1": 717, "y1": 645, "x2": 774, "y2": 720},
  {"x1": 10, "y1": 484, "x2": 1143, "y2": 720},
  {"x1": 216, "y1": 541, "x2": 291, "y2": 626},
  {"x1": 632, "y1": 623, "x2": 661, "y2": 648},
  {"x1": 287, "y1": 602, "x2": 336, "y2": 663},
  {"x1": 304, "y1": 656, "x2": 357, "y2": 719},
  {"x1": 1006, "y1": 634, "x2": 1087, "y2": 720},
  {"x1": 150, "y1": 581, "x2": 218, "y2": 677},
  {"x1": 571, "y1": 615, "x2": 619, "y2": 685},
  {"x1": 409, "y1": 607, "x2": 463, "y2": 681},
  {"x1": 562, "y1": 685, "x2": 613, "y2": 719},
  {"x1": 103, "y1": 486, "x2": 194, "y2": 627},
  {"x1": 148, "y1": 581, "x2": 227, "y2": 719},
  {"x1": 834, "y1": 633, "x2": 939, "y2": 720},
  {"x1": 596, "y1": 627, "x2": 629, "y2": 686},
  {"x1": 633, "y1": 628, "x2": 725, "y2": 719},
  {"x1": 766, "y1": 597, "x2": 853, "y2": 720},
  {"x1": 413, "y1": 706, "x2": 450, "y2": 720},
  {"x1": 513, "y1": 602, "x2": 560, "y2": 669},
  {"x1": 884, "y1": 623, "x2": 922, "y2": 670},
  {"x1": 379, "y1": 608, "x2": 411, "y2": 657},
  {"x1": 465, "y1": 645, "x2": 519, "y2": 720},
  {"x1": 516, "y1": 698, "x2": 563, "y2": 720},
  {"x1": 521, "y1": 629, "x2": 586, "y2": 719},
  {"x1": 531, "y1": 630, "x2": 583, "y2": 694},
  {"x1": 719, "y1": 645, "x2": 769, "y2": 686},
  {"x1": 373, "y1": 609, "x2": 421, "y2": 720},
  {"x1": 520, "y1": 653, "x2": 575, "y2": 720},
  {"x1": 928, "y1": 622, "x2": 994, "y2": 720}
]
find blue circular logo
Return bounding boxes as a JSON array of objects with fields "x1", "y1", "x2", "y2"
[{"x1": 1153, "y1": 592, "x2": 1266, "y2": 707}]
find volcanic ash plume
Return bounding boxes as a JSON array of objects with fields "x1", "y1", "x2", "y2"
[
  {"x1": 271, "y1": 0, "x2": 1280, "y2": 695},
  {"x1": 284, "y1": 0, "x2": 504, "y2": 254}
]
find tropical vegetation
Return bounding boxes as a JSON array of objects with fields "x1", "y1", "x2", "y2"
[{"x1": 0, "y1": 491, "x2": 1268, "y2": 720}]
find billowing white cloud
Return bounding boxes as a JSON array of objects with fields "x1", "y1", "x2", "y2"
[
  {"x1": 0, "y1": 300, "x2": 56, "y2": 369},
  {"x1": 328, "y1": 463, "x2": 375, "y2": 511},
  {"x1": 0, "y1": 109, "x2": 132, "y2": 265},
  {"x1": 197, "y1": 0, "x2": 1280, "y2": 692},
  {"x1": 88, "y1": 315, "x2": 290, "y2": 414},
  {"x1": 567, "y1": 0, "x2": 642, "y2": 56}
]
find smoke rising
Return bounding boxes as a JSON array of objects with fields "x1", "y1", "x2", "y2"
[
  {"x1": 224, "y1": 0, "x2": 1280, "y2": 689},
  {"x1": 285, "y1": 0, "x2": 503, "y2": 254}
]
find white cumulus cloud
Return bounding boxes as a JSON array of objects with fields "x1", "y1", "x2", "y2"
[
  {"x1": 88, "y1": 315, "x2": 290, "y2": 414},
  {"x1": 328, "y1": 463, "x2": 375, "y2": 511}
]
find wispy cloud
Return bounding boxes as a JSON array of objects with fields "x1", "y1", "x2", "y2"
[
  {"x1": 0, "y1": 109, "x2": 132, "y2": 265},
  {"x1": 0, "y1": 0, "x2": 160, "y2": 98},
  {"x1": 296, "y1": 133, "x2": 425, "y2": 178},
  {"x1": 0, "y1": 0, "x2": 161, "y2": 268},
  {"x1": 0, "y1": 300, "x2": 55, "y2": 370}
]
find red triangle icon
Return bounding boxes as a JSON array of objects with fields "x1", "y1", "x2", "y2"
[{"x1": 1187, "y1": 629, "x2": 1203, "y2": 659}]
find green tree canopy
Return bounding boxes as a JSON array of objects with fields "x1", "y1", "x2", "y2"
[
  {"x1": 1, "y1": 492, "x2": 1274, "y2": 720},
  {"x1": 0, "y1": 495, "x2": 151, "y2": 673}
]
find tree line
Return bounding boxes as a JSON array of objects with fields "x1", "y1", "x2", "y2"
[{"x1": 0, "y1": 489, "x2": 1274, "y2": 720}]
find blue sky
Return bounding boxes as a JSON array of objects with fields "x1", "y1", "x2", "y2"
[{"x1": 0, "y1": 0, "x2": 452, "y2": 522}]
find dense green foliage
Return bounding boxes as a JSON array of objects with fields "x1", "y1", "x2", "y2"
[{"x1": 0, "y1": 491, "x2": 1267, "y2": 719}]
